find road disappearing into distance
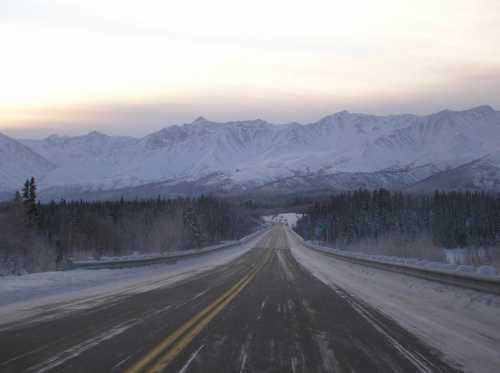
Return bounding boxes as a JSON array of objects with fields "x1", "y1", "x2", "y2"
[{"x1": 0, "y1": 225, "x2": 481, "y2": 372}]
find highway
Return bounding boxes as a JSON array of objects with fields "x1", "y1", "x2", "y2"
[{"x1": 0, "y1": 225, "x2": 461, "y2": 373}]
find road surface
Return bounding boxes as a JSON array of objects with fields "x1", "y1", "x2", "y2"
[{"x1": 0, "y1": 225, "x2": 462, "y2": 372}]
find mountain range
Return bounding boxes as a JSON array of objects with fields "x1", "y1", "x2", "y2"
[{"x1": 1, "y1": 105, "x2": 499, "y2": 201}]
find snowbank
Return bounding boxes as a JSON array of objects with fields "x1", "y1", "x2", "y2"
[
  {"x1": 262, "y1": 213, "x2": 303, "y2": 228},
  {"x1": 287, "y1": 229, "x2": 500, "y2": 373},
  {"x1": 0, "y1": 228, "x2": 269, "y2": 328},
  {"x1": 306, "y1": 241, "x2": 499, "y2": 278},
  {"x1": 69, "y1": 241, "x2": 238, "y2": 267},
  {"x1": 69, "y1": 229, "x2": 266, "y2": 268}
]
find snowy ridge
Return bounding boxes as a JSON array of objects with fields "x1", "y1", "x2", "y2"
[
  {"x1": 0, "y1": 133, "x2": 55, "y2": 193},
  {"x1": 1, "y1": 105, "x2": 500, "y2": 198}
]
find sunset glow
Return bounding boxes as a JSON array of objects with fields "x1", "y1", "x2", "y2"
[{"x1": 1, "y1": 0, "x2": 499, "y2": 136}]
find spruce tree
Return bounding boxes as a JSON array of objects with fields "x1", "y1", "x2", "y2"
[
  {"x1": 22, "y1": 179, "x2": 30, "y2": 201},
  {"x1": 29, "y1": 177, "x2": 37, "y2": 205},
  {"x1": 14, "y1": 190, "x2": 22, "y2": 204},
  {"x1": 21, "y1": 177, "x2": 38, "y2": 223}
]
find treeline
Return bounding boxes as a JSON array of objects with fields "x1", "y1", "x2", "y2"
[
  {"x1": 1, "y1": 179, "x2": 257, "y2": 274},
  {"x1": 295, "y1": 189, "x2": 500, "y2": 250}
]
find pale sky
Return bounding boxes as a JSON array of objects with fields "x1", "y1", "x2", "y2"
[{"x1": 1, "y1": 0, "x2": 499, "y2": 138}]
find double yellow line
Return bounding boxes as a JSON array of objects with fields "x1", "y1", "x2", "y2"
[{"x1": 126, "y1": 248, "x2": 272, "y2": 373}]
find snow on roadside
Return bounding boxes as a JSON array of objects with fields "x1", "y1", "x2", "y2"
[
  {"x1": 262, "y1": 213, "x2": 303, "y2": 228},
  {"x1": 305, "y1": 241, "x2": 499, "y2": 278},
  {"x1": 286, "y1": 228, "x2": 500, "y2": 373},
  {"x1": 71, "y1": 241, "x2": 239, "y2": 265},
  {"x1": 0, "y1": 229, "x2": 269, "y2": 328}
]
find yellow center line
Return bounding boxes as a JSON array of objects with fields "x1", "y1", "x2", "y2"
[{"x1": 126, "y1": 247, "x2": 273, "y2": 373}]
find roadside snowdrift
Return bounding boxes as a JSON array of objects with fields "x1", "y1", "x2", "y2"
[
  {"x1": 0, "y1": 229, "x2": 269, "y2": 328},
  {"x1": 287, "y1": 228, "x2": 500, "y2": 373}
]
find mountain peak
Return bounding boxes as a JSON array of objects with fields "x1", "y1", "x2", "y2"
[
  {"x1": 87, "y1": 130, "x2": 106, "y2": 137},
  {"x1": 470, "y1": 105, "x2": 494, "y2": 113},
  {"x1": 46, "y1": 134, "x2": 59, "y2": 140},
  {"x1": 0, "y1": 132, "x2": 25, "y2": 146},
  {"x1": 439, "y1": 105, "x2": 495, "y2": 116},
  {"x1": 0, "y1": 131, "x2": 16, "y2": 146},
  {"x1": 317, "y1": 110, "x2": 356, "y2": 124},
  {"x1": 192, "y1": 116, "x2": 209, "y2": 124}
]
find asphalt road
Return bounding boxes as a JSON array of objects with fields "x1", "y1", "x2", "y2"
[{"x1": 0, "y1": 225, "x2": 462, "y2": 373}]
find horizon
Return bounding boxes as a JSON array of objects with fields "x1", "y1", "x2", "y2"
[
  {"x1": 2, "y1": 104, "x2": 498, "y2": 140},
  {"x1": 1, "y1": 1, "x2": 500, "y2": 138}
]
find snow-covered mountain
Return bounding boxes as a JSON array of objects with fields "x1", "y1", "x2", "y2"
[
  {"x1": 2, "y1": 105, "x2": 499, "y2": 200},
  {"x1": 0, "y1": 132, "x2": 55, "y2": 194},
  {"x1": 408, "y1": 152, "x2": 500, "y2": 193}
]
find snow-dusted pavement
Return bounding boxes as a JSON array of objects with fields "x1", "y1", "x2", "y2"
[
  {"x1": 286, "y1": 228, "x2": 500, "y2": 373},
  {"x1": 1, "y1": 225, "x2": 498, "y2": 373},
  {"x1": 1, "y1": 225, "x2": 461, "y2": 373},
  {"x1": 0, "y1": 231, "x2": 266, "y2": 328}
]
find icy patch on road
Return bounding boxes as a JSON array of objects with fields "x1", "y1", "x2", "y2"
[
  {"x1": 313, "y1": 332, "x2": 340, "y2": 372},
  {"x1": 238, "y1": 333, "x2": 252, "y2": 373},
  {"x1": 286, "y1": 228, "x2": 500, "y2": 373},
  {"x1": 276, "y1": 249, "x2": 294, "y2": 281},
  {"x1": 179, "y1": 344, "x2": 205, "y2": 373},
  {"x1": 25, "y1": 319, "x2": 139, "y2": 372},
  {"x1": 257, "y1": 297, "x2": 268, "y2": 320}
]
